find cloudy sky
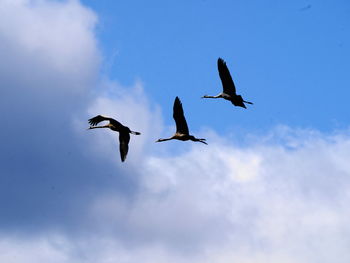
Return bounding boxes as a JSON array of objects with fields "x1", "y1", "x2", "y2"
[{"x1": 1, "y1": 0, "x2": 350, "y2": 262}]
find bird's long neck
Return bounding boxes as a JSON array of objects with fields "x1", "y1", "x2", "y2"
[
  {"x1": 156, "y1": 137, "x2": 174, "y2": 142},
  {"x1": 88, "y1": 125, "x2": 110, "y2": 130},
  {"x1": 202, "y1": 94, "x2": 222, "y2": 99}
]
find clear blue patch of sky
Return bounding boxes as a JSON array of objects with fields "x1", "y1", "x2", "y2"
[{"x1": 82, "y1": 0, "x2": 350, "y2": 134}]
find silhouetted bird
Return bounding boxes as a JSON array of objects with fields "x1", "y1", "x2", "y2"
[
  {"x1": 88, "y1": 115, "x2": 141, "y2": 162},
  {"x1": 156, "y1": 97, "x2": 207, "y2": 145},
  {"x1": 202, "y1": 58, "x2": 253, "y2": 108}
]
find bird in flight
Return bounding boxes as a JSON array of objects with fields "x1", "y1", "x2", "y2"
[
  {"x1": 202, "y1": 58, "x2": 253, "y2": 108},
  {"x1": 88, "y1": 115, "x2": 141, "y2": 162},
  {"x1": 156, "y1": 97, "x2": 207, "y2": 145}
]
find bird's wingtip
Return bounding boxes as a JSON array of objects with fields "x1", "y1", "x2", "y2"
[{"x1": 174, "y1": 96, "x2": 182, "y2": 105}]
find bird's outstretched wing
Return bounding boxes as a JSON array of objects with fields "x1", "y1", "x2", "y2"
[
  {"x1": 88, "y1": 115, "x2": 110, "y2": 126},
  {"x1": 88, "y1": 115, "x2": 123, "y2": 129},
  {"x1": 173, "y1": 97, "x2": 189, "y2": 135},
  {"x1": 218, "y1": 58, "x2": 236, "y2": 95},
  {"x1": 119, "y1": 132, "x2": 130, "y2": 162}
]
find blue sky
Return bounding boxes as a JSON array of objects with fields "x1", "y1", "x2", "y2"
[
  {"x1": 0, "y1": 1, "x2": 350, "y2": 262},
  {"x1": 84, "y1": 0, "x2": 350, "y2": 133}
]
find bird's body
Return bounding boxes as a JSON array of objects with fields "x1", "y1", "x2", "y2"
[
  {"x1": 156, "y1": 97, "x2": 207, "y2": 145},
  {"x1": 88, "y1": 115, "x2": 140, "y2": 162},
  {"x1": 202, "y1": 58, "x2": 253, "y2": 108}
]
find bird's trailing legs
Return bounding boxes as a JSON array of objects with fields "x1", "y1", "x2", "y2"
[
  {"x1": 194, "y1": 138, "x2": 207, "y2": 145},
  {"x1": 243, "y1": 100, "x2": 253, "y2": 105},
  {"x1": 189, "y1": 135, "x2": 207, "y2": 145}
]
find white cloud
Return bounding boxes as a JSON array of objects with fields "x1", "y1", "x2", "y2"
[
  {"x1": 0, "y1": 0, "x2": 105, "y2": 238},
  {"x1": 82, "y1": 127, "x2": 350, "y2": 263},
  {"x1": 0, "y1": 0, "x2": 99, "y2": 96},
  {"x1": 2, "y1": 126, "x2": 350, "y2": 263},
  {"x1": 0, "y1": 235, "x2": 72, "y2": 263}
]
